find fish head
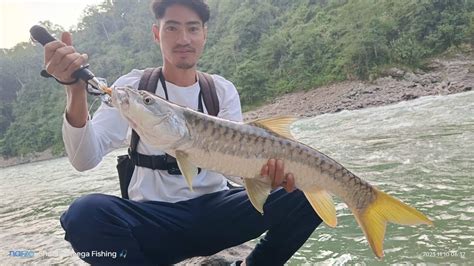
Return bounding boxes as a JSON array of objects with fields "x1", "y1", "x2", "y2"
[{"x1": 111, "y1": 86, "x2": 188, "y2": 149}]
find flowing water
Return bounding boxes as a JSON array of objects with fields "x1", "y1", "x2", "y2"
[{"x1": 1, "y1": 91, "x2": 473, "y2": 265}]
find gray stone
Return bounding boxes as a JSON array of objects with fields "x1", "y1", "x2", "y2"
[
  {"x1": 177, "y1": 243, "x2": 254, "y2": 266},
  {"x1": 384, "y1": 67, "x2": 405, "y2": 78}
]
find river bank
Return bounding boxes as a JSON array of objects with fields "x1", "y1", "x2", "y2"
[
  {"x1": 0, "y1": 148, "x2": 60, "y2": 169},
  {"x1": 243, "y1": 53, "x2": 473, "y2": 121},
  {"x1": 1, "y1": 53, "x2": 472, "y2": 168}
]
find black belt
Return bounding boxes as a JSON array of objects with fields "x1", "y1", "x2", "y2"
[
  {"x1": 129, "y1": 149, "x2": 200, "y2": 175},
  {"x1": 128, "y1": 71, "x2": 203, "y2": 176}
]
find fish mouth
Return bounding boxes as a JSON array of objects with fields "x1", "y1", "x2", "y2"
[{"x1": 112, "y1": 87, "x2": 131, "y2": 108}]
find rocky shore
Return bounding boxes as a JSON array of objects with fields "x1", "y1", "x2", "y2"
[
  {"x1": 0, "y1": 148, "x2": 60, "y2": 168},
  {"x1": 244, "y1": 53, "x2": 473, "y2": 121},
  {"x1": 1, "y1": 53, "x2": 472, "y2": 169}
]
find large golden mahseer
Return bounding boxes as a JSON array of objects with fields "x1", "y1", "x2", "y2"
[{"x1": 111, "y1": 86, "x2": 433, "y2": 258}]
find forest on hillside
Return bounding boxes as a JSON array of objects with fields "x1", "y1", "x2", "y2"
[{"x1": 0, "y1": 0, "x2": 473, "y2": 158}]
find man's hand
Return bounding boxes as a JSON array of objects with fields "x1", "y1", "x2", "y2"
[
  {"x1": 42, "y1": 32, "x2": 90, "y2": 128},
  {"x1": 260, "y1": 159, "x2": 296, "y2": 193},
  {"x1": 44, "y1": 32, "x2": 88, "y2": 84}
]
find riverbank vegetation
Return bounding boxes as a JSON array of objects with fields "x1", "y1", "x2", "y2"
[{"x1": 1, "y1": 0, "x2": 472, "y2": 158}]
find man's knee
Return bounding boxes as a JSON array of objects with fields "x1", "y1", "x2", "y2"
[
  {"x1": 289, "y1": 189, "x2": 322, "y2": 225},
  {"x1": 60, "y1": 193, "x2": 117, "y2": 236},
  {"x1": 265, "y1": 189, "x2": 322, "y2": 226}
]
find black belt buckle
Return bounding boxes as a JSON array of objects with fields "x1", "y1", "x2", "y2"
[
  {"x1": 167, "y1": 167, "x2": 182, "y2": 175},
  {"x1": 165, "y1": 154, "x2": 182, "y2": 175}
]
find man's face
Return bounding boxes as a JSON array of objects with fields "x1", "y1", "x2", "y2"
[{"x1": 153, "y1": 4, "x2": 207, "y2": 70}]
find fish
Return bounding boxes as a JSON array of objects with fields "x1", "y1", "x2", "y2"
[{"x1": 111, "y1": 86, "x2": 433, "y2": 258}]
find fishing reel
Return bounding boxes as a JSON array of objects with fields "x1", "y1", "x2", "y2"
[
  {"x1": 39, "y1": 67, "x2": 113, "y2": 106},
  {"x1": 30, "y1": 25, "x2": 112, "y2": 106}
]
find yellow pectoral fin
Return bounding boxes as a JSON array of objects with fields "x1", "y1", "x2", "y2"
[
  {"x1": 304, "y1": 189, "x2": 337, "y2": 228},
  {"x1": 244, "y1": 178, "x2": 272, "y2": 214},
  {"x1": 353, "y1": 188, "x2": 434, "y2": 259},
  {"x1": 248, "y1": 116, "x2": 298, "y2": 140},
  {"x1": 175, "y1": 151, "x2": 198, "y2": 192}
]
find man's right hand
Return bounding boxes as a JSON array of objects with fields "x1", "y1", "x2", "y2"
[
  {"x1": 44, "y1": 32, "x2": 89, "y2": 128},
  {"x1": 44, "y1": 32, "x2": 88, "y2": 84}
]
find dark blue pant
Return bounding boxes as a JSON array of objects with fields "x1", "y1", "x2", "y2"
[{"x1": 60, "y1": 188, "x2": 322, "y2": 265}]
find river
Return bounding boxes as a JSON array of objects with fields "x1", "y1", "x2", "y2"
[{"x1": 1, "y1": 91, "x2": 473, "y2": 265}]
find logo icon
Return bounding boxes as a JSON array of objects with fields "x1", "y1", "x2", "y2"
[
  {"x1": 119, "y1": 249, "x2": 127, "y2": 259},
  {"x1": 9, "y1": 250, "x2": 35, "y2": 258}
]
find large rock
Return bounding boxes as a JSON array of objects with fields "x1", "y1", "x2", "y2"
[
  {"x1": 383, "y1": 67, "x2": 405, "y2": 78},
  {"x1": 177, "y1": 243, "x2": 254, "y2": 266}
]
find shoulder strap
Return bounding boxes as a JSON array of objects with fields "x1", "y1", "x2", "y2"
[
  {"x1": 198, "y1": 72, "x2": 220, "y2": 116},
  {"x1": 130, "y1": 69, "x2": 219, "y2": 152},
  {"x1": 130, "y1": 67, "x2": 162, "y2": 153}
]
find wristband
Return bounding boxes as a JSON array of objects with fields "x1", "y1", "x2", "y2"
[
  {"x1": 40, "y1": 69, "x2": 79, "y2": 85},
  {"x1": 54, "y1": 76, "x2": 79, "y2": 85}
]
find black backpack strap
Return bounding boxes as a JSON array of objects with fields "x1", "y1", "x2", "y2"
[
  {"x1": 130, "y1": 68, "x2": 218, "y2": 153},
  {"x1": 129, "y1": 67, "x2": 162, "y2": 153},
  {"x1": 198, "y1": 71, "x2": 219, "y2": 116},
  {"x1": 138, "y1": 67, "x2": 162, "y2": 94}
]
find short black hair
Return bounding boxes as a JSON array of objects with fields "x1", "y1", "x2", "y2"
[{"x1": 151, "y1": 0, "x2": 210, "y2": 24}]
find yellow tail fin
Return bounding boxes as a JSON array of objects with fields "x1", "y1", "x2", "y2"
[{"x1": 353, "y1": 188, "x2": 434, "y2": 258}]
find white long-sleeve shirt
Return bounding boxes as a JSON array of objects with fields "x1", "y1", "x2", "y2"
[{"x1": 62, "y1": 69, "x2": 243, "y2": 202}]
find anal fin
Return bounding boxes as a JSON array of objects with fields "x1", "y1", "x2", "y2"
[{"x1": 304, "y1": 189, "x2": 337, "y2": 228}]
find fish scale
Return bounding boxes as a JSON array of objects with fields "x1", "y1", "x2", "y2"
[{"x1": 183, "y1": 109, "x2": 375, "y2": 209}]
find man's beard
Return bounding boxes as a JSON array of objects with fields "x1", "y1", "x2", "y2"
[
  {"x1": 176, "y1": 62, "x2": 196, "y2": 69},
  {"x1": 172, "y1": 45, "x2": 197, "y2": 69}
]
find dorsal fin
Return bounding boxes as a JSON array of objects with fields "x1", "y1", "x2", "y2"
[{"x1": 248, "y1": 116, "x2": 298, "y2": 140}]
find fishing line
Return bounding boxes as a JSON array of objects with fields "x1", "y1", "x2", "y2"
[{"x1": 70, "y1": 97, "x2": 101, "y2": 166}]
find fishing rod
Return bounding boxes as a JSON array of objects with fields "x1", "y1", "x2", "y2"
[{"x1": 29, "y1": 25, "x2": 112, "y2": 97}]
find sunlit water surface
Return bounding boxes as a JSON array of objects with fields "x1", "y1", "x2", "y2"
[{"x1": 1, "y1": 91, "x2": 473, "y2": 265}]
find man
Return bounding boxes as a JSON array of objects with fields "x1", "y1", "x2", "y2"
[{"x1": 44, "y1": 0, "x2": 322, "y2": 265}]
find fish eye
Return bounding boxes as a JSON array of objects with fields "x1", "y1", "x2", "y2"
[{"x1": 143, "y1": 96, "x2": 154, "y2": 105}]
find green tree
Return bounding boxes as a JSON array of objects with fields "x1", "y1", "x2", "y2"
[{"x1": 1, "y1": 0, "x2": 472, "y2": 158}]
